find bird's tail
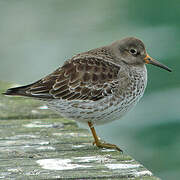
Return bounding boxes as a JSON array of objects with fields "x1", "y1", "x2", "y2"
[
  {"x1": 2, "y1": 80, "x2": 52, "y2": 99},
  {"x1": 2, "y1": 84, "x2": 34, "y2": 97}
]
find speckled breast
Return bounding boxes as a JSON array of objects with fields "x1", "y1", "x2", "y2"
[{"x1": 47, "y1": 65, "x2": 147, "y2": 126}]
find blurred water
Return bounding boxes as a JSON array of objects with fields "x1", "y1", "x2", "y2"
[{"x1": 0, "y1": 1, "x2": 179, "y2": 179}]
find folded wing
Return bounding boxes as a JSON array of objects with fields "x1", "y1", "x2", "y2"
[{"x1": 4, "y1": 57, "x2": 120, "y2": 101}]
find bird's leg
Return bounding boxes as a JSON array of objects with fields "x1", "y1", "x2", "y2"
[{"x1": 87, "y1": 121, "x2": 123, "y2": 152}]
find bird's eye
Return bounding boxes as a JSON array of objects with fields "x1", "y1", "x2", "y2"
[{"x1": 129, "y1": 48, "x2": 137, "y2": 55}]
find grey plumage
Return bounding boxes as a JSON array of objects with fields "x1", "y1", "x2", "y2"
[{"x1": 3, "y1": 37, "x2": 171, "y2": 151}]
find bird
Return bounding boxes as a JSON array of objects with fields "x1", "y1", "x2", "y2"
[{"x1": 3, "y1": 37, "x2": 172, "y2": 152}]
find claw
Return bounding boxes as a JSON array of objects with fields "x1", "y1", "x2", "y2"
[{"x1": 95, "y1": 141, "x2": 123, "y2": 152}]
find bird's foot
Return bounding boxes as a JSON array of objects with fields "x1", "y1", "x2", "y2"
[
  {"x1": 88, "y1": 121, "x2": 123, "y2": 152},
  {"x1": 93, "y1": 141, "x2": 123, "y2": 152}
]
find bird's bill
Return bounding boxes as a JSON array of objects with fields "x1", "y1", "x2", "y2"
[{"x1": 144, "y1": 54, "x2": 172, "y2": 72}]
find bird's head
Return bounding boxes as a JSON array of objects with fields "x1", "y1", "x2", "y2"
[{"x1": 111, "y1": 37, "x2": 172, "y2": 72}]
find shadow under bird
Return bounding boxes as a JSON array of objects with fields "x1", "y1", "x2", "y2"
[{"x1": 3, "y1": 37, "x2": 172, "y2": 152}]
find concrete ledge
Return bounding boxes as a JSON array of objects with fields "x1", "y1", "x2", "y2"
[{"x1": 0, "y1": 81, "x2": 160, "y2": 179}]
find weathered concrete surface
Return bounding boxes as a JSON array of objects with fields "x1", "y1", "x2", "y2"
[{"x1": 0, "y1": 81, "x2": 160, "y2": 179}]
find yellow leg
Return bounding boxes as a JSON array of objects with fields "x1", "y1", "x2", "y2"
[{"x1": 88, "y1": 121, "x2": 123, "y2": 152}]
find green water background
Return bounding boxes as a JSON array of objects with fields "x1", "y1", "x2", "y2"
[{"x1": 0, "y1": 1, "x2": 179, "y2": 179}]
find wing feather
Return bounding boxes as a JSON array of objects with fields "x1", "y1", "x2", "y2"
[{"x1": 15, "y1": 57, "x2": 121, "y2": 101}]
